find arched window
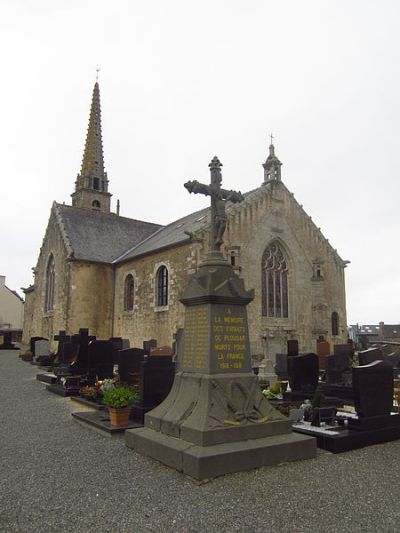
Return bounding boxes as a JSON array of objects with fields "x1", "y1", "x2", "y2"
[
  {"x1": 45, "y1": 255, "x2": 55, "y2": 312},
  {"x1": 331, "y1": 312, "x2": 339, "y2": 336},
  {"x1": 93, "y1": 177, "x2": 100, "y2": 190},
  {"x1": 92, "y1": 200, "x2": 101, "y2": 209},
  {"x1": 262, "y1": 242, "x2": 288, "y2": 318},
  {"x1": 156, "y1": 265, "x2": 168, "y2": 307},
  {"x1": 124, "y1": 274, "x2": 134, "y2": 311}
]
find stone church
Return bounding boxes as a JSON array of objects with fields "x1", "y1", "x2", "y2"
[{"x1": 23, "y1": 82, "x2": 348, "y2": 361}]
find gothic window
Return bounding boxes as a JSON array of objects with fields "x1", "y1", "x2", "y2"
[
  {"x1": 262, "y1": 242, "x2": 288, "y2": 318},
  {"x1": 156, "y1": 265, "x2": 168, "y2": 307},
  {"x1": 45, "y1": 255, "x2": 55, "y2": 312},
  {"x1": 331, "y1": 312, "x2": 339, "y2": 336},
  {"x1": 92, "y1": 200, "x2": 101, "y2": 209},
  {"x1": 124, "y1": 274, "x2": 134, "y2": 311}
]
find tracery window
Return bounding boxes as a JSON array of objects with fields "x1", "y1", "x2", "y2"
[
  {"x1": 262, "y1": 242, "x2": 288, "y2": 318},
  {"x1": 331, "y1": 312, "x2": 339, "y2": 336},
  {"x1": 45, "y1": 255, "x2": 55, "y2": 312},
  {"x1": 124, "y1": 274, "x2": 134, "y2": 311},
  {"x1": 156, "y1": 265, "x2": 168, "y2": 307}
]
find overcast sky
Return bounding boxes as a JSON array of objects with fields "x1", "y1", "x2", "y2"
[{"x1": 1, "y1": 0, "x2": 399, "y2": 325}]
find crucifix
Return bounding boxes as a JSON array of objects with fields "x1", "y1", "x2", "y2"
[{"x1": 184, "y1": 156, "x2": 244, "y2": 252}]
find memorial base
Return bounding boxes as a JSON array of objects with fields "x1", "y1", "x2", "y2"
[
  {"x1": 126, "y1": 371, "x2": 316, "y2": 479},
  {"x1": 126, "y1": 427, "x2": 315, "y2": 480}
]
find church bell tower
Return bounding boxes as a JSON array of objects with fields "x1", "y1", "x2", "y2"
[
  {"x1": 71, "y1": 81, "x2": 111, "y2": 212},
  {"x1": 263, "y1": 137, "x2": 282, "y2": 183}
]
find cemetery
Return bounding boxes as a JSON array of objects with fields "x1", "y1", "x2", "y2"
[{"x1": 12, "y1": 160, "x2": 400, "y2": 482}]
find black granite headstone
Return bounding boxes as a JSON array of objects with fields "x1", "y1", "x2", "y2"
[
  {"x1": 325, "y1": 353, "x2": 352, "y2": 384},
  {"x1": 288, "y1": 353, "x2": 319, "y2": 392},
  {"x1": 333, "y1": 343, "x2": 353, "y2": 357},
  {"x1": 118, "y1": 348, "x2": 147, "y2": 386},
  {"x1": 131, "y1": 355, "x2": 175, "y2": 423},
  {"x1": 87, "y1": 340, "x2": 114, "y2": 380},
  {"x1": 69, "y1": 329, "x2": 96, "y2": 375},
  {"x1": 353, "y1": 360, "x2": 393, "y2": 418},
  {"x1": 287, "y1": 340, "x2": 299, "y2": 357},
  {"x1": 358, "y1": 348, "x2": 383, "y2": 366},
  {"x1": 143, "y1": 339, "x2": 157, "y2": 354}
]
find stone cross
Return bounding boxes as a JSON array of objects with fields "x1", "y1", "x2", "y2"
[{"x1": 184, "y1": 156, "x2": 244, "y2": 252}]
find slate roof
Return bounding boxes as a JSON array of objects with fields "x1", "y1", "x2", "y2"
[
  {"x1": 116, "y1": 207, "x2": 210, "y2": 263},
  {"x1": 55, "y1": 203, "x2": 162, "y2": 263}
]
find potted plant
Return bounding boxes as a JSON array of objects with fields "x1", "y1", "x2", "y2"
[{"x1": 103, "y1": 386, "x2": 138, "y2": 427}]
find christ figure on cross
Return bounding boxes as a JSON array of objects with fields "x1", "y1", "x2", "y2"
[{"x1": 184, "y1": 156, "x2": 244, "y2": 252}]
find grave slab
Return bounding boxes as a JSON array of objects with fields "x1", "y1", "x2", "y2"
[{"x1": 72, "y1": 410, "x2": 142, "y2": 435}]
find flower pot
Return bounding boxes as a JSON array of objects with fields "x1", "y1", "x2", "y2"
[{"x1": 108, "y1": 406, "x2": 131, "y2": 427}]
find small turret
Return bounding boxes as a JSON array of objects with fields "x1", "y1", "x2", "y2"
[{"x1": 263, "y1": 135, "x2": 282, "y2": 183}]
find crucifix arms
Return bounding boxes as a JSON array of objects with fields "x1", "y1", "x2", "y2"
[{"x1": 184, "y1": 180, "x2": 244, "y2": 204}]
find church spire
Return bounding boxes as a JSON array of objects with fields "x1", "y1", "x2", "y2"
[
  {"x1": 262, "y1": 135, "x2": 282, "y2": 183},
  {"x1": 71, "y1": 81, "x2": 112, "y2": 212}
]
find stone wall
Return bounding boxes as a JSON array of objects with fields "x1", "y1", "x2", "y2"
[
  {"x1": 114, "y1": 242, "x2": 202, "y2": 348},
  {"x1": 24, "y1": 208, "x2": 71, "y2": 347},
  {"x1": 68, "y1": 261, "x2": 113, "y2": 339}
]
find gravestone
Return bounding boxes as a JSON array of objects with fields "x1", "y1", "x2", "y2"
[
  {"x1": 316, "y1": 340, "x2": 330, "y2": 371},
  {"x1": 286, "y1": 353, "x2": 319, "y2": 400},
  {"x1": 274, "y1": 353, "x2": 288, "y2": 381},
  {"x1": 69, "y1": 329, "x2": 96, "y2": 375},
  {"x1": 126, "y1": 157, "x2": 315, "y2": 479},
  {"x1": 352, "y1": 360, "x2": 393, "y2": 418},
  {"x1": 334, "y1": 343, "x2": 353, "y2": 357},
  {"x1": 143, "y1": 339, "x2": 157, "y2": 354},
  {"x1": 150, "y1": 346, "x2": 173, "y2": 356},
  {"x1": 287, "y1": 339, "x2": 299, "y2": 357},
  {"x1": 325, "y1": 353, "x2": 352, "y2": 385},
  {"x1": 87, "y1": 340, "x2": 114, "y2": 380},
  {"x1": 358, "y1": 347, "x2": 383, "y2": 366},
  {"x1": 30, "y1": 336, "x2": 47, "y2": 356},
  {"x1": 109, "y1": 337, "x2": 130, "y2": 364},
  {"x1": 53, "y1": 331, "x2": 71, "y2": 362},
  {"x1": 130, "y1": 355, "x2": 175, "y2": 423},
  {"x1": 0, "y1": 331, "x2": 18, "y2": 350},
  {"x1": 383, "y1": 352, "x2": 400, "y2": 369},
  {"x1": 35, "y1": 339, "x2": 52, "y2": 365},
  {"x1": 118, "y1": 348, "x2": 147, "y2": 386}
]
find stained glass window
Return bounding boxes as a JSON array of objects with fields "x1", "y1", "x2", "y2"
[{"x1": 262, "y1": 242, "x2": 288, "y2": 317}]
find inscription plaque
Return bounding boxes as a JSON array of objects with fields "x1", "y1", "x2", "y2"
[{"x1": 182, "y1": 304, "x2": 251, "y2": 374}]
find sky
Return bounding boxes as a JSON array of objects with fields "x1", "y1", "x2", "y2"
[{"x1": 0, "y1": 0, "x2": 399, "y2": 325}]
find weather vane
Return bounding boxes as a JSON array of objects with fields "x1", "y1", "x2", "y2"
[
  {"x1": 270, "y1": 133, "x2": 274, "y2": 145},
  {"x1": 96, "y1": 68, "x2": 101, "y2": 82}
]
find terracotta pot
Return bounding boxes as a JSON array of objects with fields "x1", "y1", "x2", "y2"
[{"x1": 108, "y1": 406, "x2": 131, "y2": 427}]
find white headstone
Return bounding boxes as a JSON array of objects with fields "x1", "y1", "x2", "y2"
[{"x1": 35, "y1": 339, "x2": 51, "y2": 357}]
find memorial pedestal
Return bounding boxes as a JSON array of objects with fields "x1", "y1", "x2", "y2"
[{"x1": 126, "y1": 253, "x2": 316, "y2": 479}]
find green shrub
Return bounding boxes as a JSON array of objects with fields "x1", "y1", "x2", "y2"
[{"x1": 103, "y1": 386, "x2": 138, "y2": 408}]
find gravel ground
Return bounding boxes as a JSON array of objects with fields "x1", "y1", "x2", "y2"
[{"x1": 1, "y1": 349, "x2": 400, "y2": 533}]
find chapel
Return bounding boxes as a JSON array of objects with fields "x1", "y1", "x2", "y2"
[{"x1": 22, "y1": 82, "x2": 349, "y2": 362}]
